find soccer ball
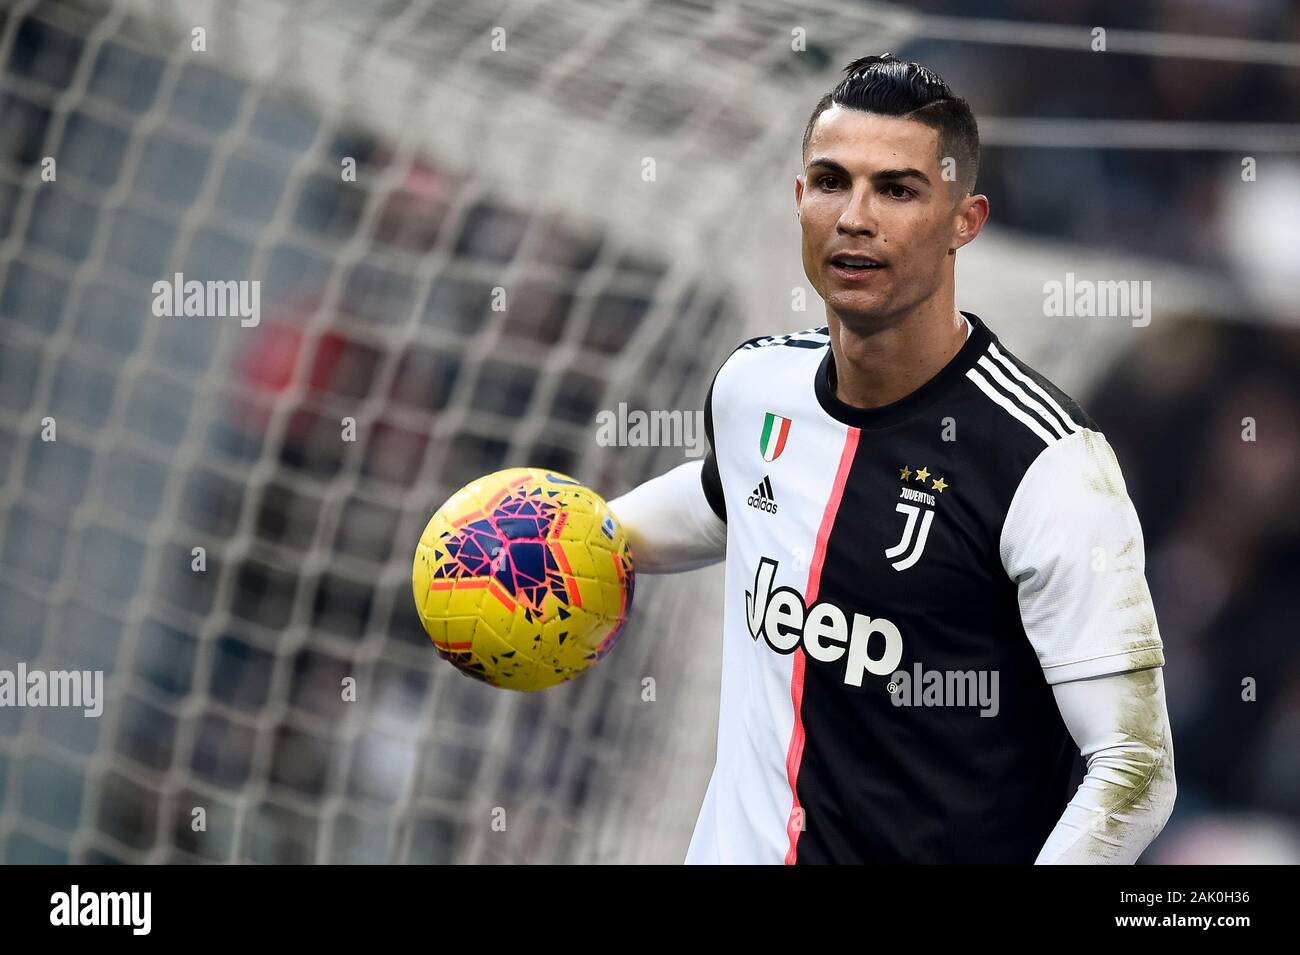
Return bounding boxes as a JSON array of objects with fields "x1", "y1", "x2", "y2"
[{"x1": 412, "y1": 467, "x2": 636, "y2": 691}]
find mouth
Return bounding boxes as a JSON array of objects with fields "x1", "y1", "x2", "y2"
[{"x1": 828, "y1": 254, "x2": 887, "y2": 280}]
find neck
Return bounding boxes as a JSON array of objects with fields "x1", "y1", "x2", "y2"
[{"x1": 827, "y1": 293, "x2": 969, "y2": 411}]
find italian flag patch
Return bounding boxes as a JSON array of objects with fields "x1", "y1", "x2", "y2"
[{"x1": 759, "y1": 412, "x2": 792, "y2": 462}]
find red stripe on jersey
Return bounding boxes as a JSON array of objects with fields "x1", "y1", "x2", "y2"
[{"x1": 784, "y1": 425, "x2": 859, "y2": 864}]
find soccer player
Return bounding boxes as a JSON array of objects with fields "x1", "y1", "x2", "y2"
[{"x1": 608, "y1": 54, "x2": 1176, "y2": 864}]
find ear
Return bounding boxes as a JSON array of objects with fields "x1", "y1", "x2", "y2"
[
  {"x1": 794, "y1": 174, "x2": 805, "y2": 211},
  {"x1": 950, "y1": 193, "x2": 989, "y2": 253}
]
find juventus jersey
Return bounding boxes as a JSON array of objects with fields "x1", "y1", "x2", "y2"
[{"x1": 686, "y1": 311, "x2": 1165, "y2": 864}]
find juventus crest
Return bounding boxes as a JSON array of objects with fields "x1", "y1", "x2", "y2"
[
  {"x1": 885, "y1": 503, "x2": 935, "y2": 571},
  {"x1": 887, "y1": 464, "x2": 949, "y2": 571}
]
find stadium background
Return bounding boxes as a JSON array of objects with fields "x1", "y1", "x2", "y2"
[{"x1": 0, "y1": 0, "x2": 1297, "y2": 863}]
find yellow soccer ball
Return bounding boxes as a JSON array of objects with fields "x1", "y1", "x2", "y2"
[{"x1": 412, "y1": 467, "x2": 636, "y2": 691}]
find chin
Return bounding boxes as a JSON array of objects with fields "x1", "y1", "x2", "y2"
[{"x1": 827, "y1": 292, "x2": 890, "y2": 324}]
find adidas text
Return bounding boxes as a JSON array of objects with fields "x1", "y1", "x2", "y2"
[{"x1": 747, "y1": 475, "x2": 778, "y2": 514}]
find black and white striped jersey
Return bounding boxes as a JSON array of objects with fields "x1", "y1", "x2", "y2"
[{"x1": 687, "y1": 311, "x2": 1165, "y2": 864}]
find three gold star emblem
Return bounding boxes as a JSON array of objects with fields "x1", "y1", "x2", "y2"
[{"x1": 898, "y1": 465, "x2": 949, "y2": 493}]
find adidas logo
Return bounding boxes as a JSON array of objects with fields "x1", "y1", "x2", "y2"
[{"x1": 747, "y1": 475, "x2": 778, "y2": 514}]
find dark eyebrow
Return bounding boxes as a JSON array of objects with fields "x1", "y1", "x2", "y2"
[
  {"x1": 806, "y1": 157, "x2": 850, "y2": 178},
  {"x1": 874, "y1": 167, "x2": 932, "y2": 187},
  {"x1": 806, "y1": 158, "x2": 932, "y2": 188}
]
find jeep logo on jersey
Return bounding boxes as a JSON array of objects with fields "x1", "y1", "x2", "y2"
[
  {"x1": 745, "y1": 557, "x2": 903, "y2": 687},
  {"x1": 758, "y1": 412, "x2": 791, "y2": 462}
]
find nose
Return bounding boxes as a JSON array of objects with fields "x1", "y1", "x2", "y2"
[{"x1": 836, "y1": 187, "x2": 878, "y2": 237}]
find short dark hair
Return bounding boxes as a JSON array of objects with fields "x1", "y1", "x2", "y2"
[{"x1": 802, "y1": 53, "x2": 980, "y2": 196}]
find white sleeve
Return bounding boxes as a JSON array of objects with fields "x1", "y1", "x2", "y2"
[
  {"x1": 1000, "y1": 428, "x2": 1165, "y2": 684},
  {"x1": 1035, "y1": 668, "x2": 1177, "y2": 864},
  {"x1": 607, "y1": 459, "x2": 727, "y2": 574}
]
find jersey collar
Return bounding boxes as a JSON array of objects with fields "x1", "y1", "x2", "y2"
[{"x1": 814, "y1": 311, "x2": 995, "y2": 430}]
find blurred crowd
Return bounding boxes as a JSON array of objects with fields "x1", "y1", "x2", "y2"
[
  {"x1": 1089, "y1": 317, "x2": 1300, "y2": 862},
  {"x1": 910, "y1": 0, "x2": 1300, "y2": 267}
]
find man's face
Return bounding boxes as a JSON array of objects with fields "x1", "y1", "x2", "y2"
[{"x1": 796, "y1": 106, "x2": 964, "y2": 326}]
